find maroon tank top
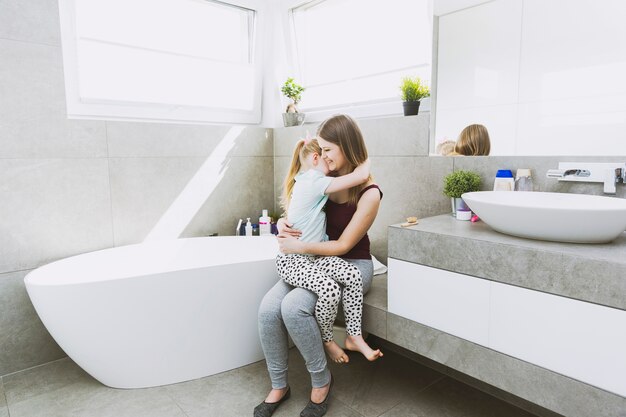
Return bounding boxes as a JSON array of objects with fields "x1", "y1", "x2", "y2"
[{"x1": 325, "y1": 184, "x2": 383, "y2": 260}]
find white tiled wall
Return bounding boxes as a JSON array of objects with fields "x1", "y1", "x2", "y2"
[{"x1": 435, "y1": 0, "x2": 626, "y2": 155}]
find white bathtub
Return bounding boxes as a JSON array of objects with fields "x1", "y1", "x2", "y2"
[{"x1": 24, "y1": 236, "x2": 279, "y2": 389}]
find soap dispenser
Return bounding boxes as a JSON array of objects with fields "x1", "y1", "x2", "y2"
[{"x1": 245, "y1": 218, "x2": 253, "y2": 237}]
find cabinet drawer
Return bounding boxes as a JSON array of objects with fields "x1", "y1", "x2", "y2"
[
  {"x1": 490, "y1": 282, "x2": 626, "y2": 397},
  {"x1": 388, "y1": 259, "x2": 490, "y2": 346}
]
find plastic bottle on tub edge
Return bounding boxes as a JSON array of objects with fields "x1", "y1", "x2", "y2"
[
  {"x1": 245, "y1": 218, "x2": 253, "y2": 236},
  {"x1": 514, "y1": 169, "x2": 534, "y2": 192},
  {"x1": 259, "y1": 209, "x2": 272, "y2": 236}
]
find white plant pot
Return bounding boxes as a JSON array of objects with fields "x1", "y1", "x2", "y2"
[{"x1": 451, "y1": 197, "x2": 469, "y2": 216}]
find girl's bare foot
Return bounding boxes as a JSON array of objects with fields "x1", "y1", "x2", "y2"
[
  {"x1": 324, "y1": 340, "x2": 350, "y2": 364},
  {"x1": 345, "y1": 335, "x2": 383, "y2": 361}
]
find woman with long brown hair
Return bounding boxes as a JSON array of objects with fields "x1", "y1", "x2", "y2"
[{"x1": 254, "y1": 115, "x2": 383, "y2": 417}]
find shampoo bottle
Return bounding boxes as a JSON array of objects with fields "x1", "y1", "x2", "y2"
[
  {"x1": 245, "y1": 218, "x2": 253, "y2": 236},
  {"x1": 259, "y1": 209, "x2": 271, "y2": 236},
  {"x1": 493, "y1": 170, "x2": 514, "y2": 191}
]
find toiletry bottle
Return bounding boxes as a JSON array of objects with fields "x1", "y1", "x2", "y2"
[
  {"x1": 514, "y1": 169, "x2": 533, "y2": 192},
  {"x1": 259, "y1": 209, "x2": 271, "y2": 236},
  {"x1": 245, "y1": 218, "x2": 252, "y2": 236},
  {"x1": 493, "y1": 170, "x2": 514, "y2": 191}
]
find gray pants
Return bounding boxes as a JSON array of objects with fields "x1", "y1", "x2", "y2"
[{"x1": 258, "y1": 258, "x2": 373, "y2": 389}]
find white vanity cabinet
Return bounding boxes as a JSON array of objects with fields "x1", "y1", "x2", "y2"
[{"x1": 388, "y1": 258, "x2": 626, "y2": 398}]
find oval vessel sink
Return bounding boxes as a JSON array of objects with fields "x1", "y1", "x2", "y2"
[{"x1": 462, "y1": 191, "x2": 626, "y2": 243}]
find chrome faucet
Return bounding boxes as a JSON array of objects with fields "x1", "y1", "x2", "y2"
[
  {"x1": 546, "y1": 163, "x2": 626, "y2": 195},
  {"x1": 546, "y1": 169, "x2": 591, "y2": 178}
]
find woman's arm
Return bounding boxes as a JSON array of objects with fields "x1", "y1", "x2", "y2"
[
  {"x1": 324, "y1": 159, "x2": 370, "y2": 195},
  {"x1": 277, "y1": 187, "x2": 381, "y2": 256}
]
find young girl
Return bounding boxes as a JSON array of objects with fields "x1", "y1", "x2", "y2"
[{"x1": 276, "y1": 137, "x2": 382, "y2": 362}]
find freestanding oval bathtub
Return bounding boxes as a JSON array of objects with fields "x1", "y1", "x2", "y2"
[{"x1": 24, "y1": 236, "x2": 280, "y2": 389}]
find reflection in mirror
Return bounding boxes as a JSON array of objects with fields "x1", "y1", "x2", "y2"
[{"x1": 432, "y1": 0, "x2": 626, "y2": 156}]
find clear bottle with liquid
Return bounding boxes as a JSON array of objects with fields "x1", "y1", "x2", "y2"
[{"x1": 514, "y1": 169, "x2": 533, "y2": 192}]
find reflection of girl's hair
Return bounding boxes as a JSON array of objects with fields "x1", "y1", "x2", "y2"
[
  {"x1": 455, "y1": 124, "x2": 491, "y2": 156},
  {"x1": 317, "y1": 114, "x2": 370, "y2": 206},
  {"x1": 436, "y1": 140, "x2": 456, "y2": 156},
  {"x1": 281, "y1": 138, "x2": 322, "y2": 211}
]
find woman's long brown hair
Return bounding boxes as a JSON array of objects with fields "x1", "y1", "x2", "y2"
[{"x1": 317, "y1": 114, "x2": 370, "y2": 206}]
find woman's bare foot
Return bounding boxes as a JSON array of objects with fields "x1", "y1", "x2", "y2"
[
  {"x1": 264, "y1": 386, "x2": 289, "y2": 403},
  {"x1": 324, "y1": 340, "x2": 350, "y2": 364},
  {"x1": 310, "y1": 379, "x2": 331, "y2": 403},
  {"x1": 345, "y1": 335, "x2": 383, "y2": 361}
]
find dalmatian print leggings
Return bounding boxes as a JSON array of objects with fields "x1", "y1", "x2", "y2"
[{"x1": 276, "y1": 253, "x2": 364, "y2": 342}]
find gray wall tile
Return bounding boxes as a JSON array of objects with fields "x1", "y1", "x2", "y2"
[
  {"x1": 0, "y1": 158, "x2": 114, "y2": 273},
  {"x1": 181, "y1": 157, "x2": 275, "y2": 239},
  {"x1": 0, "y1": 271, "x2": 65, "y2": 376},
  {"x1": 0, "y1": 377, "x2": 6, "y2": 408},
  {"x1": 0, "y1": 0, "x2": 61, "y2": 45},
  {"x1": 0, "y1": 40, "x2": 107, "y2": 158},
  {"x1": 106, "y1": 122, "x2": 272, "y2": 158},
  {"x1": 273, "y1": 123, "x2": 319, "y2": 156},
  {"x1": 109, "y1": 156, "x2": 274, "y2": 245},
  {"x1": 358, "y1": 115, "x2": 430, "y2": 157}
]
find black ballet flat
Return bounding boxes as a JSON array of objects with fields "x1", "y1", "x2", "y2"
[
  {"x1": 300, "y1": 376, "x2": 333, "y2": 417},
  {"x1": 253, "y1": 386, "x2": 291, "y2": 417}
]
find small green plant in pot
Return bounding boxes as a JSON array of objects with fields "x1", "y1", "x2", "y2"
[
  {"x1": 281, "y1": 77, "x2": 306, "y2": 127},
  {"x1": 443, "y1": 170, "x2": 481, "y2": 216},
  {"x1": 399, "y1": 76, "x2": 430, "y2": 116}
]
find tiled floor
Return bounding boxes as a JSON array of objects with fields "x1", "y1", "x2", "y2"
[{"x1": 0, "y1": 347, "x2": 537, "y2": 417}]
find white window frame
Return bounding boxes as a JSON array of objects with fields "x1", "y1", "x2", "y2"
[
  {"x1": 283, "y1": 0, "x2": 433, "y2": 122},
  {"x1": 58, "y1": 0, "x2": 267, "y2": 125}
]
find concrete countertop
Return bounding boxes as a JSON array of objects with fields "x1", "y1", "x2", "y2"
[{"x1": 388, "y1": 215, "x2": 626, "y2": 310}]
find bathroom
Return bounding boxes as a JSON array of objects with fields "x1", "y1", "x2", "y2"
[{"x1": 1, "y1": 0, "x2": 625, "y2": 416}]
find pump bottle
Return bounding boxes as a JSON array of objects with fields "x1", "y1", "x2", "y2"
[{"x1": 245, "y1": 218, "x2": 253, "y2": 236}]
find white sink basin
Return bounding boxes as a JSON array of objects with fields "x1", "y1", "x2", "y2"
[{"x1": 462, "y1": 191, "x2": 626, "y2": 243}]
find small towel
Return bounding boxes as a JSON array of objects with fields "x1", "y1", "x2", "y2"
[{"x1": 372, "y1": 255, "x2": 388, "y2": 275}]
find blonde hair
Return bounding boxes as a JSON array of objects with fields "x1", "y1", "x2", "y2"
[
  {"x1": 317, "y1": 114, "x2": 370, "y2": 206},
  {"x1": 436, "y1": 140, "x2": 456, "y2": 156},
  {"x1": 454, "y1": 124, "x2": 491, "y2": 156},
  {"x1": 280, "y1": 138, "x2": 323, "y2": 211}
]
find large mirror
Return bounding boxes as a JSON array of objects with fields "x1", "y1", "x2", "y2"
[{"x1": 432, "y1": 0, "x2": 626, "y2": 156}]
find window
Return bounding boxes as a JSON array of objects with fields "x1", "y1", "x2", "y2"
[
  {"x1": 59, "y1": 0, "x2": 264, "y2": 124},
  {"x1": 289, "y1": 0, "x2": 432, "y2": 120}
]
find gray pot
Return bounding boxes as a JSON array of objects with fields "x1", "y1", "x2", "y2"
[
  {"x1": 282, "y1": 113, "x2": 306, "y2": 127},
  {"x1": 451, "y1": 197, "x2": 469, "y2": 216}
]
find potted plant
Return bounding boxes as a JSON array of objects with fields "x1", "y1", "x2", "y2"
[
  {"x1": 399, "y1": 76, "x2": 430, "y2": 116},
  {"x1": 281, "y1": 77, "x2": 306, "y2": 127},
  {"x1": 443, "y1": 170, "x2": 481, "y2": 216}
]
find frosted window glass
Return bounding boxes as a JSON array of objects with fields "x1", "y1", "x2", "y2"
[
  {"x1": 73, "y1": 0, "x2": 256, "y2": 112},
  {"x1": 291, "y1": 0, "x2": 431, "y2": 110}
]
